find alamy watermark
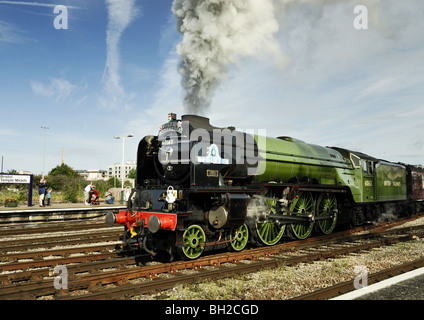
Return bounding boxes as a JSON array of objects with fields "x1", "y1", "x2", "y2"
[
  {"x1": 53, "y1": 265, "x2": 68, "y2": 290},
  {"x1": 353, "y1": 5, "x2": 368, "y2": 30},
  {"x1": 354, "y1": 265, "x2": 369, "y2": 289},
  {"x1": 53, "y1": 5, "x2": 68, "y2": 30},
  {"x1": 52, "y1": 4, "x2": 366, "y2": 31}
]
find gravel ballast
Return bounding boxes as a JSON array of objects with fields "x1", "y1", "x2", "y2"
[{"x1": 134, "y1": 217, "x2": 424, "y2": 300}]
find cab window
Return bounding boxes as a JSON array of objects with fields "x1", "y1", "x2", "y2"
[
  {"x1": 350, "y1": 153, "x2": 361, "y2": 168},
  {"x1": 362, "y1": 160, "x2": 373, "y2": 174}
]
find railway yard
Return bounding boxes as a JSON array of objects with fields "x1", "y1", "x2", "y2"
[{"x1": 0, "y1": 206, "x2": 423, "y2": 300}]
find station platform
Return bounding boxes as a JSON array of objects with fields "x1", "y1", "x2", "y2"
[
  {"x1": 333, "y1": 267, "x2": 424, "y2": 300},
  {"x1": 0, "y1": 202, "x2": 126, "y2": 224}
]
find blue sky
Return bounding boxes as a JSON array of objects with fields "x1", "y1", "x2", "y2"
[{"x1": 0, "y1": 0, "x2": 423, "y2": 175}]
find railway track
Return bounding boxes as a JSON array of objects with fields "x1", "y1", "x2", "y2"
[
  {"x1": 62, "y1": 224, "x2": 424, "y2": 300},
  {"x1": 0, "y1": 214, "x2": 422, "y2": 300},
  {"x1": 291, "y1": 257, "x2": 424, "y2": 300},
  {"x1": 0, "y1": 220, "x2": 114, "y2": 236}
]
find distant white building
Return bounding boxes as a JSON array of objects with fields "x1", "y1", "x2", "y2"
[
  {"x1": 107, "y1": 161, "x2": 136, "y2": 180},
  {"x1": 87, "y1": 170, "x2": 108, "y2": 181},
  {"x1": 77, "y1": 169, "x2": 108, "y2": 181}
]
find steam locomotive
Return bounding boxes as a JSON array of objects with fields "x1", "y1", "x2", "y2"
[{"x1": 106, "y1": 113, "x2": 424, "y2": 260}]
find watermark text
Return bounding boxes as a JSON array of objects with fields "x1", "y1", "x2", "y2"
[
  {"x1": 53, "y1": 265, "x2": 68, "y2": 290},
  {"x1": 354, "y1": 265, "x2": 368, "y2": 289},
  {"x1": 53, "y1": 5, "x2": 68, "y2": 30},
  {"x1": 353, "y1": 5, "x2": 368, "y2": 30}
]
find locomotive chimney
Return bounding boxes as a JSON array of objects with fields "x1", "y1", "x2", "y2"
[{"x1": 181, "y1": 114, "x2": 214, "y2": 131}]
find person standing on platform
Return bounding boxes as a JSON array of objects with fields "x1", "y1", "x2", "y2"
[
  {"x1": 38, "y1": 179, "x2": 47, "y2": 207},
  {"x1": 42, "y1": 180, "x2": 48, "y2": 206},
  {"x1": 84, "y1": 182, "x2": 93, "y2": 205},
  {"x1": 47, "y1": 188, "x2": 52, "y2": 206}
]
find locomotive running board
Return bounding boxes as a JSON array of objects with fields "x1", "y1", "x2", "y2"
[
  {"x1": 297, "y1": 187, "x2": 347, "y2": 193},
  {"x1": 262, "y1": 183, "x2": 348, "y2": 193}
]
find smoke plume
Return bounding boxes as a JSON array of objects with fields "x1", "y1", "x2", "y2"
[{"x1": 172, "y1": 0, "x2": 287, "y2": 114}]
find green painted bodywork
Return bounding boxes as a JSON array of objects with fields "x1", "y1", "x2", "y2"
[
  {"x1": 254, "y1": 136, "x2": 349, "y2": 183},
  {"x1": 375, "y1": 162, "x2": 407, "y2": 201},
  {"x1": 252, "y1": 135, "x2": 407, "y2": 204}
]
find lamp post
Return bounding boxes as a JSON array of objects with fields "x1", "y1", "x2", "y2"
[
  {"x1": 41, "y1": 126, "x2": 49, "y2": 179},
  {"x1": 114, "y1": 134, "x2": 134, "y2": 202}
]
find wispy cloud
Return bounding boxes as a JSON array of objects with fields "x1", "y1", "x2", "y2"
[
  {"x1": 31, "y1": 78, "x2": 76, "y2": 102},
  {"x1": 0, "y1": 19, "x2": 34, "y2": 44},
  {"x1": 0, "y1": 1, "x2": 80, "y2": 9},
  {"x1": 100, "y1": 0, "x2": 139, "y2": 110}
]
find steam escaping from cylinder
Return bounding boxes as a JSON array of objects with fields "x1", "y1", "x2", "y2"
[
  {"x1": 172, "y1": 0, "x2": 287, "y2": 114},
  {"x1": 246, "y1": 195, "x2": 270, "y2": 221}
]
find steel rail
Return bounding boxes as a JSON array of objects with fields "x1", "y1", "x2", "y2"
[
  {"x1": 0, "y1": 255, "x2": 138, "y2": 285},
  {"x1": 0, "y1": 222, "x2": 115, "y2": 236},
  {"x1": 0, "y1": 242, "x2": 117, "y2": 262},
  {"x1": 0, "y1": 249, "x2": 120, "y2": 272},
  {"x1": 291, "y1": 257, "x2": 424, "y2": 300},
  {"x1": 0, "y1": 230, "x2": 121, "y2": 253}
]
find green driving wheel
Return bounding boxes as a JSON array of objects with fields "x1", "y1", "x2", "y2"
[
  {"x1": 180, "y1": 224, "x2": 206, "y2": 260},
  {"x1": 317, "y1": 193, "x2": 338, "y2": 235},
  {"x1": 255, "y1": 191, "x2": 285, "y2": 246},
  {"x1": 289, "y1": 192, "x2": 315, "y2": 240},
  {"x1": 228, "y1": 223, "x2": 249, "y2": 252}
]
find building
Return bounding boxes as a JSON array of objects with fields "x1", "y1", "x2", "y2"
[
  {"x1": 77, "y1": 169, "x2": 108, "y2": 181},
  {"x1": 107, "y1": 160, "x2": 136, "y2": 180}
]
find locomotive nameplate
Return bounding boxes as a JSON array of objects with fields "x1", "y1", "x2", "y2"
[
  {"x1": 207, "y1": 170, "x2": 219, "y2": 177},
  {"x1": 159, "y1": 120, "x2": 183, "y2": 134},
  {"x1": 196, "y1": 144, "x2": 230, "y2": 165}
]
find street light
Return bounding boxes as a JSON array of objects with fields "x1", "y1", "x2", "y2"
[
  {"x1": 114, "y1": 134, "x2": 134, "y2": 191},
  {"x1": 41, "y1": 126, "x2": 49, "y2": 179}
]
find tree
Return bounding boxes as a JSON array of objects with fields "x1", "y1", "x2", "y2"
[
  {"x1": 49, "y1": 163, "x2": 79, "y2": 177},
  {"x1": 46, "y1": 163, "x2": 85, "y2": 199},
  {"x1": 128, "y1": 168, "x2": 137, "y2": 180}
]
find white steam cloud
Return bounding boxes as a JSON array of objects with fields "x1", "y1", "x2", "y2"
[
  {"x1": 172, "y1": 0, "x2": 287, "y2": 114},
  {"x1": 171, "y1": 0, "x2": 385, "y2": 115}
]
